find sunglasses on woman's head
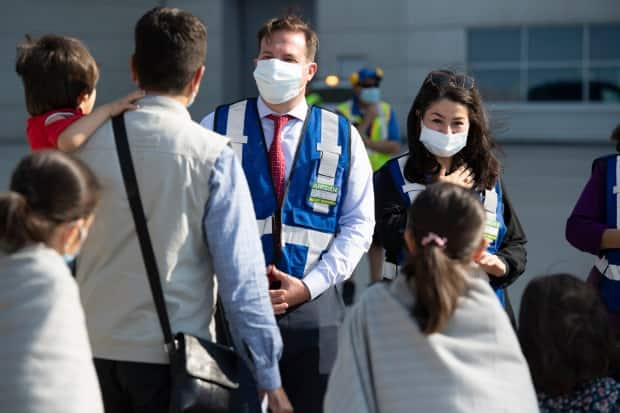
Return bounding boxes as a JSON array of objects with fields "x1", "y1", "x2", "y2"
[{"x1": 427, "y1": 71, "x2": 475, "y2": 90}]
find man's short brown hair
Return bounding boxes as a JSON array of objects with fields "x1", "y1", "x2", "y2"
[
  {"x1": 134, "y1": 7, "x2": 207, "y2": 94},
  {"x1": 15, "y1": 34, "x2": 99, "y2": 116},
  {"x1": 257, "y1": 15, "x2": 318, "y2": 61}
]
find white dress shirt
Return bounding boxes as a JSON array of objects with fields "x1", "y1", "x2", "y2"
[{"x1": 201, "y1": 97, "x2": 375, "y2": 299}]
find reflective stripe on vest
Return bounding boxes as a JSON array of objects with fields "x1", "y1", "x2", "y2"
[
  {"x1": 313, "y1": 110, "x2": 342, "y2": 214},
  {"x1": 213, "y1": 99, "x2": 350, "y2": 278},
  {"x1": 398, "y1": 155, "x2": 425, "y2": 204},
  {"x1": 257, "y1": 216, "x2": 273, "y2": 236},
  {"x1": 383, "y1": 262, "x2": 400, "y2": 280},
  {"x1": 281, "y1": 224, "x2": 334, "y2": 275},
  {"x1": 225, "y1": 100, "x2": 248, "y2": 161}
]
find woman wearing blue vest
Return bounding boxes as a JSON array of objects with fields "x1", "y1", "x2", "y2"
[
  {"x1": 374, "y1": 70, "x2": 527, "y2": 318},
  {"x1": 566, "y1": 123, "x2": 620, "y2": 334}
]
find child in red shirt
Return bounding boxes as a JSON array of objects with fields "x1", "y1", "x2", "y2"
[{"x1": 16, "y1": 34, "x2": 143, "y2": 151}]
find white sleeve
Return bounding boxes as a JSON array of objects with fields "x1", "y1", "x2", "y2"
[
  {"x1": 302, "y1": 125, "x2": 375, "y2": 299},
  {"x1": 199, "y1": 112, "x2": 215, "y2": 130}
]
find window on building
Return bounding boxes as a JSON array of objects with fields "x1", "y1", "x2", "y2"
[{"x1": 467, "y1": 23, "x2": 620, "y2": 103}]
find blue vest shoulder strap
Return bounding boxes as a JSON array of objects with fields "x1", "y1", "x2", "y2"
[
  {"x1": 604, "y1": 155, "x2": 620, "y2": 264},
  {"x1": 385, "y1": 152, "x2": 425, "y2": 207}
]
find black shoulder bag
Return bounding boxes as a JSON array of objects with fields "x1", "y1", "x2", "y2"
[{"x1": 112, "y1": 113, "x2": 239, "y2": 413}]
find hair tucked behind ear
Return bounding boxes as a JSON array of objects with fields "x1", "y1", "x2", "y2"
[
  {"x1": 404, "y1": 183, "x2": 485, "y2": 334},
  {"x1": 0, "y1": 150, "x2": 100, "y2": 253}
]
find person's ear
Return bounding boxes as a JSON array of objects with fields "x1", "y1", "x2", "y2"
[
  {"x1": 472, "y1": 237, "x2": 489, "y2": 262},
  {"x1": 306, "y1": 62, "x2": 318, "y2": 82},
  {"x1": 130, "y1": 55, "x2": 139, "y2": 86},
  {"x1": 61, "y1": 218, "x2": 85, "y2": 254},
  {"x1": 192, "y1": 65, "x2": 206, "y2": 91},
  {"x1": 76, "y1": 90, "x2": 91, "y2": 108},
  {"x1": 404, "y1": 228, "x2": 417, "y2": 256}
]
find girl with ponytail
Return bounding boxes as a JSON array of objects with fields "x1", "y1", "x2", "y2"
[
  {"x1": 0, "y1": 150, "x2": 104, "y2": 413},
  {"x1": 325, "y1": 183, "x2": 538, "y2": 413}
]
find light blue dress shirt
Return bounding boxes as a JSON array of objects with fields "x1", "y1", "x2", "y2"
[{"x1": 204, "y1": 146, "x2": 283, "y2": 390}]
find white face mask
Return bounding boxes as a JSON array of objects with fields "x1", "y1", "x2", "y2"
[
  {"x1": 419, "y1": 120, "x2": 468, "y2": 157},
  {"x1": 253, "y1": 58, "x2": 304, "y2": 105},
  {"x1": 63, "y1": 224, "x2": 89, "y2": 266}
]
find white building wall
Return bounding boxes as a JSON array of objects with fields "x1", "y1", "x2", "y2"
[{"x1": 317, "y1": 0, "x2": 620, "y2": 141}]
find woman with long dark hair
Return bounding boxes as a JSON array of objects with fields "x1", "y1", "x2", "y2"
[
  {"x1": 374, "y1": 70, "x2": 526, "y2": 315},
  {"x1": 324, "y1": 183, "x2": 537, "y2": 412},
  {"x1": 0, "y1": 150, "x2": 102, "y2": 413}
]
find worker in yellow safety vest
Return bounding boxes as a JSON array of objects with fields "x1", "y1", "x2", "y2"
[
  {"x1": 337, "y1": 67, "x2": 401, "y2": 172},
  {"x1": 338, "y1": 67, "x2": 401, "y2": 285}
]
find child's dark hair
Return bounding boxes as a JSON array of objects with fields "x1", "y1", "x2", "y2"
[
  {"x1": 15, "y1": 34, "x2": 99, "y2": 116},
  {"x1": 133, "y1": 7, "x2": 207, "y2": 94},
  {"x1": 518, "y1": 273, "x2": 613, "y2": 396},
  {"x1": 403, "y1": 182, "x2": 486, "y2": 334},
  {"x1": 0, "y1": 151, "x2": 101, "y2": 253}
]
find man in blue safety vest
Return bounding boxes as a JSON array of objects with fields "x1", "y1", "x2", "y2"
[{"x1": 201, "y1": 14, "x2": 374, "y2": 413}]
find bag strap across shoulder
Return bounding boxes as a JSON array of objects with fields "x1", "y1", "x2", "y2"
[{"x1": 112, "y1": 114, "x2": 175, "y2": 350}]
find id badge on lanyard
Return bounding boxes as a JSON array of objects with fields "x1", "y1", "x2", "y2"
[
  {"x1": 484, "y1": 218, "x2": 500, "y2": 242},
  {"x1": 480, "y1": 190, "x2": 500, "y2": 242}
]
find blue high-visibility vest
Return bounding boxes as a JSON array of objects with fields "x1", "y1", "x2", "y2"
[
  {"x1": 383, "y1": 153, "x2": 508, "y2": 306},
  {"x1": 596, "y1": 155, "x2": 620, "y2": 310},
  {"x1": 213, "y1": 98, "x2": 351, "y2": 278}
]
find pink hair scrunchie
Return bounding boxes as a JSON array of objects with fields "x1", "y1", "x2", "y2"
[{"x1": 421, "y1": 232, "x2": 447, "y2": 248}]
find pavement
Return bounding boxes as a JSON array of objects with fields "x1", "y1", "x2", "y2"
[{"x1": 0, "y1": 141, "x2": 610, "y2": 315}]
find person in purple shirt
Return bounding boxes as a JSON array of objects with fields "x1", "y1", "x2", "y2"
[{"x1": 566, "y1": 123, "x2": 620, "y2": 333}]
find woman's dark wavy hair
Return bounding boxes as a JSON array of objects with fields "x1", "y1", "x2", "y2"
[{"x1": 404, "y1": 70, "x2": 500, "y2": 190}]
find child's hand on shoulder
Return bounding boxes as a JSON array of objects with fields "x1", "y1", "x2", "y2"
[{"x1": 105, "y1": 90, "x2": 145, "y2": 117}]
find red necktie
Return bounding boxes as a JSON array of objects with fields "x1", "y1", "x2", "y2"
[{"x1": 266, "y1": 114, "x2": 291, "y2": 262}]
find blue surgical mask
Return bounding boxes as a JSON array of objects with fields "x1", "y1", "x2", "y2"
[{"x1": 360, "y1": 87, "x2": 381, "y2": 104}]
